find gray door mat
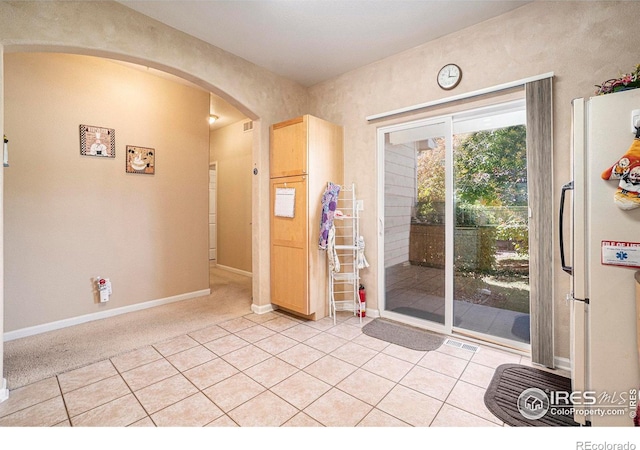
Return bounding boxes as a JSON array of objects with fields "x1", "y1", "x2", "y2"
[
  {"x1": 484, "y1": 363, "x2": 580, "y2": 426},
  {"x1": 361, "y1": 318, "x2": 445, "y2": 351}
]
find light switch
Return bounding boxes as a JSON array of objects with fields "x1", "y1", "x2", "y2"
[{"x1": 356, "y1": 200, "x2": 364, "y2": 211}]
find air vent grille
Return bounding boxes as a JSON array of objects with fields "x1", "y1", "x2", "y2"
[
  {"x1": 243, "y1": 121, "x2": 253, "y2": 132},
  {"x1": 444, "y1": 338, "x2": 479, "y2": 353}
]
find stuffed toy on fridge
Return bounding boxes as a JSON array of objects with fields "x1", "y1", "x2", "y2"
[{"x1": 601, "y1": 132, "x2": 640, "y2": 210}]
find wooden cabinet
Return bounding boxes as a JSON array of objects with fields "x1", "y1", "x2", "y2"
[{"x1": 269, "y1": 115, "x2": 343, "y2": 319}]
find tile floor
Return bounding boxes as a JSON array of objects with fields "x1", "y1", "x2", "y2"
[{"x1": 0, "y1": 307, "x2": 549, "y2": 427}]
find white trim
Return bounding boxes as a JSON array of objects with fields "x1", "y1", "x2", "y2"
[
  {"x1": 0, "y1": 378, "x2": 9, "y2": 403},
  {"x1": 553, "y1": 356, "x2": 571, "y2": 373},
  {"x1": 3, "y1": 289, "x2": 211, "y2": 342},
  {"x1": 366, "y1": 72, "x2": 554, "y2": 122},
  {"x1": 251, "y1": 303, "x2": 276, "y2": 315},
  {"x1": 216, "y1": 264, "x2": 252, "y2": 278}
]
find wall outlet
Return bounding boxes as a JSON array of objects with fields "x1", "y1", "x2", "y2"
[{"x1": 356, "y1": 200, "x2": 364, "y2": 211}]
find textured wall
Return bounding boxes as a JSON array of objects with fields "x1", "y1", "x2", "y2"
[{"x1": 308, "y1": 1, "x2": 640, "y2": 359}]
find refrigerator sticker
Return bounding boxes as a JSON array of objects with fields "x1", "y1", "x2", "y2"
[{"x1": 601, "y1": 241, "x2": 640, "y2": 269}]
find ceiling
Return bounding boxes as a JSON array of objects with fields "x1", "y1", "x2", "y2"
[{"x1": 116, "y1": 0, "x2": 531, "y2": 126}]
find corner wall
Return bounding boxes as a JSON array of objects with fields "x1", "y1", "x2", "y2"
[
  {"x1": 4, "y1": 53, "x2": 211, "y2": 331},
  {"x1": 210, "y1": 120, "x2": 253, "y2": 273}
]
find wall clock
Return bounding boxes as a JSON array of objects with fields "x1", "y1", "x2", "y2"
[{"x1": 437, "y1": 64, "x2": 462, "y2": 90}]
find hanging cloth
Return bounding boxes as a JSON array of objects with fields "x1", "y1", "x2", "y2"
[
  {"x1": 327, "y1": 224, "x2": 340, "y2": 273},
  {"x1": 319, "y1": 182, "x2": 341, "y2": 249},
  {"x1": 356, "y1": 235, "x2": 369, "y2": 269}
]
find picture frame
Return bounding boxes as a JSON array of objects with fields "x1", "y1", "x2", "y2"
[
  {"x1": 79, "y1": 124, "x2": 115, "y2": 158},
  {"x1": 126, "y1": 145, "x2": 155, "y2": 174}
]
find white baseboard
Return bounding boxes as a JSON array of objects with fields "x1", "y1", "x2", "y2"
[
  {"x1": 3, "y1": 289, "x2": 211, "y2": 342},
  {"x1": 216, "y1": 264, "x2": 252, "y2": 278},
  {"x1": 252, "y1": 302, "x2": 276, "y2": 315},
  {"x1": 0, "y1": 378, "x2": 9, "y2": 403}
]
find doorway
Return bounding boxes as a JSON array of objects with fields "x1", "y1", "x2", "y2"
[
  {"x1": 209, "y1": 162, "x2": 218, "y2": 264},
  {"x1": 378, "y1": 100, "x2": 530, "y2": 350}
]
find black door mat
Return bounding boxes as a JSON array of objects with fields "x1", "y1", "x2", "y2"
[
  {"x1": 361, "y1": 318, "x2": 445, "y2": 351},
  {"x1": 484, "y1": 363, "x2": 580, "y2": 426}
]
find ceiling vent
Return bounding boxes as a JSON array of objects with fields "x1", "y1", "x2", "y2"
[{"x1": 243, "y1": 121, "x2": 253, "y2": 132}]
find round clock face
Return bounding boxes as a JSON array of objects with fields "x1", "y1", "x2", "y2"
[{"x1": 437, "y1": 64, "x2": 461, "y2": 90}]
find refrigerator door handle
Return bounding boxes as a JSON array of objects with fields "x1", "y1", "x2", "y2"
[{"x1": 559, "y1": 180, "x2": 574, "y2": 275}]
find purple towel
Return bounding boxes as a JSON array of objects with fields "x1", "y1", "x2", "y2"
[{"x1": 319, "y1": 183, "x2": 340, "y2": 249}]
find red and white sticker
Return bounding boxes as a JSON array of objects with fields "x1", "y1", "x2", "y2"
[{"x1": 601, "y1": 241, "x2": 640, "y2": 269}]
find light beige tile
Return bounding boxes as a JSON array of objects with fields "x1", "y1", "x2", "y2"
[
  {"x1": 253, "y1": 333, "x2": 298, "y2": 355},
  {"x1": 357, "y1": 408, "x2": 411, "y2": 427},
  {"x1": 446, "y1": 380, "x2": 502, "y2": 425},
  {"x1": 352, "y1": 333, "x2": 390, "y2": 352},
  {"x1": 182, "y1": 357, "x2": 239, "y2": 390},
  {"x1": 337, "y1": 368, "x2": 395, "y2": 406},
  {"x1": 277, "y1": 343, "x2": 325, "y2": 369},
  {"x1": 64, "y1": 375, "x2": 131, "y2": 417},
  {"x1": 202, "y1": 373, "x2": 265, "y2": 412},
  {"x1": 58, "y1": 359, "x2": 118, "y2": 393},
  {"x1": 304, "y1": 355, "x2": 357, "y2": 386},
  {"x1": 234, "y1": 324, "x2": 276, "y2": 343},
  {"x1": 329, "y1": 341, "x2": 379, "y2": 367},
  {"x1": 382, "y1": 343, "x2": 427, "y2": 364},
  {"x1": 204, "y1": 334, "x2": 249, "y2": 356},
  {"x1": 283, "y1": 412, "x2": 323, "y2": 427},
  {"x1": 418, "y1": 351, "x2": 469, "y2": 378},
  {"x1": 70, "y1": 393, "x2": 147, "y2": 427},
  {"x1": 377, "y1": 384, "x2": 442, "y2": 427},
  {"x1": 166, "y1": 345, "x2": 216, "y2": 372},
  {"x1": 188, "y1": 325, "x2": 229, "y2": 344},
  {"x1": 271, "y1": 371, "x2": 331, "y2": 409},
  {"x1": 0, "y1": 396, "x2": 68, "y2": 427},
  {"x1": 325, "y1": 323, "x2": 362, "y2": 340},
  {"x1": 304, "y1": 332, "x2": 348, "y2": 354},
  {"x1": 153, "y1": 334, "x2": 199, "y2": 357},
  {"x1": 399, "y1": 366, "x2": 456, "y2": 401},
  {"x1": 0, "y1": 377, "x2": 61, "y2": 418},
  {"x1": 361, "y1": 353, "x2": 414, "y2": 382},
  {"x1": 151, "y1": 392, "x2": 223, "y2": 427},
  {"x1": 244, "y1": 311, "x2": 279, "y2": 324},
  {"x1": 121, "y1": 358, "x2": 179, "y2": 392},
  {"x1": 460, "y1": 362, "x2": 498, "y2": 389},
  {"x1": 221, "y1": 344, "x2": 271, "y2": 371},
  {"x1": 228, "y1": 391, "x2": 298, "y2": 426},
  {"x1": 431, "y1": 403, "x2": 501, "y2": 427},
  {"x1": 304, "y1": 317, "x2": 337, "y2": 331},
  {"x1": 280, "y1": 323, "x2": 322, "y2": 342},
  {"x1": 261, "y1": 316, "x2": 300, "y2": 332},
  {"x1": 129, "y1": 416, "x2": 156, "y2": 427},
  {"x1": 470, "y1": 346, "x2": 521, "y2": 369},
  {"x1": 304, "y1": 388, "x2": 371, "y2": 427},
  {"x1": 134, "y1": 374, "x2": 198, "y2": 414},
  {"x1": 218, "y1": 316, "x2": 257, "y2": 333},
  {"x1": 244, "y1": 357, "x2": 298, "y2": 388},
  {"x1": 54, "y1": 419, "x2": 71, "y2": 427},
  {"x1": 111, "y1": 346, "x2": 163, "y2": 373},
  {"x1": 206, "y1": 414, "x2": 239, "y2": 427}
]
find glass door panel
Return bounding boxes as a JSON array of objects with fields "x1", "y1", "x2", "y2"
[
  {"x1": 452, "y1": 123, "x2": 530, "y2": 344},
  {"x1": 383, "y1": 120, "x2": 450, "y2": 327}
]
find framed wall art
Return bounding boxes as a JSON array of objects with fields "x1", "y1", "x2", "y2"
[
  {"x1": 79, "y1": 125, "x2": 115, "y2": 158},
  {"x1": 126, "y1": 145, "x2": 155, "y2": 174}
]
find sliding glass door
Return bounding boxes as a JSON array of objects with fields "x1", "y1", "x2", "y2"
[{"x1": 379, "y1": 100, "x2": 530, "y2": 348}]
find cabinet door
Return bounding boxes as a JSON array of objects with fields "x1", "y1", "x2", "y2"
[
  {"x1": 270, "y1": 176, "x2": 310, "y2": 315},
  {"x1": 270, "y1": 116, "x2": 307, "y2": 177}
]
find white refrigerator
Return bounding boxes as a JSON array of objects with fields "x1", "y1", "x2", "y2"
[{"x1": 563, "y1": 88, "x2": 640, "y2": 426}]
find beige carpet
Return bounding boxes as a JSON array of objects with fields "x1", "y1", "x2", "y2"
[{"x1": 3, "y1": 267, "x2": 253, "y2": 390}]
